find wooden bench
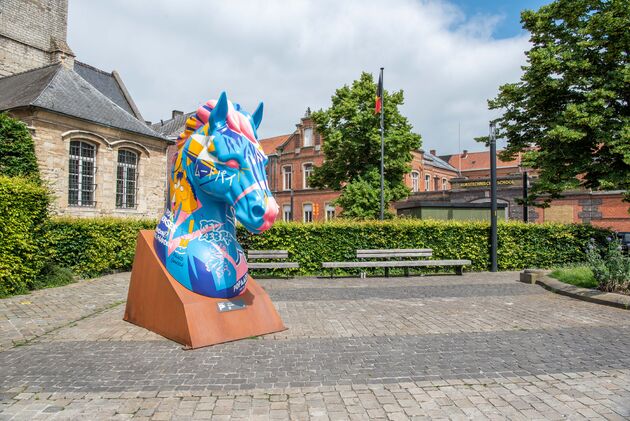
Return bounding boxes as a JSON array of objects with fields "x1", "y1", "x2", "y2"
[
  {"x1": 247, "y1": 250, "x2": 300, "y2": 275},
  {"x1": 322, "y1": 249, "x2": 471, "y2": 277}
]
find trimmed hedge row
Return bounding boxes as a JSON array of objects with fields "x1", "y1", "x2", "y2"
[
  {"x1": 0, "y1": 176, "x2": 50, "y2": 296},
  {"x1": 40, "y1": 217, "x2": 610, "y2": 278},
  {"x1": 41, "y1": 218, "x2": 156, "y2": 278}
]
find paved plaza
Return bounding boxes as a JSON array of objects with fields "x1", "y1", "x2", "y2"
[{"x1": 1, "y1": 272, "x2": 630, "y2": 420}]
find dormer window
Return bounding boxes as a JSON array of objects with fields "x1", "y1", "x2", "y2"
[{"x1": 303, "y1": 127, "x2": 313, "y2": 147}]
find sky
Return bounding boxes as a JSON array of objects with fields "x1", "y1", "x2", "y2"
[{"x1": 67, "y1": 0, "x2": 549, "y2": 155}]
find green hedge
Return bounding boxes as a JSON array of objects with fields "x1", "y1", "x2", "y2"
[
  {"x1": 0, "y1": 176, "x2": 50, "y2": 297},
  {"x1": 39, "y1": 217, "x2": 610, "y2": 279},
  {"x1": 41, "y1": 218, "x2": 156, "y2": 278},
  {"x1": 238, "y1": 220, "x2": 610, "y2": 274}
]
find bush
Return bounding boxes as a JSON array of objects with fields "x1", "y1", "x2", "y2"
[
  {"x1": 42, "y1": 217, "x2": 156, "y2": 277},
  {"x1": 237, "y1": 219, "x2": 609, "y2": 275},
  {"x1": 0, "y1": 176, "x2": 50, "y2": 297},
  {"x1": 39, "y1": 217, "x2": 609, "y2": 280},
  {"x1": 586, "y1": 239, "x2": 630, "y2": 294},
  {"x1": 0, "y1": 113, "x2": 40, "y2": 181}
]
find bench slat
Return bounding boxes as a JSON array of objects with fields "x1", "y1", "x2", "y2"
[
  {"x1": 249, "y1": 262, "x2": 300, "y2": 269},
  {"x1": 322, "y1": 259, "x2": 471, "y2": 268},
  {"x1": 357, "y1": 252, "x2": 432, "y2": 258},
  {"x1": 356, "y1": 249, "x2": 432, "y2": 254},
  {"x1": 248, "y1": 250, "x2": 289, "y2": 259}
]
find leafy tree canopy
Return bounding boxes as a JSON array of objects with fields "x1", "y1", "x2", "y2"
[
  {"x1": 0, "y1": 113, "x2": 40, "y2": 181},
  {"x1": 487, "y1": 0, "x2": 629, "y2": 203},
  {"x1": 310, "y1": 72, "x2": 421, "y2": 218}
]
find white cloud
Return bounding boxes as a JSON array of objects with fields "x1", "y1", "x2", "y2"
[{"x1": 67, "y1": 0, "x2": 529, "y2": 154}]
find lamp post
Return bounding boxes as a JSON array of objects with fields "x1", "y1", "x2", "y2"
[
  {"x1": 290, "y1": 188, "x2": 295, "y2": 222},
  {"x1": 522, "y1": 171, "x2": 529, "y2": 222},
  {"x1": 489, "y1": 122, "x2": 498, "y2": 272}
]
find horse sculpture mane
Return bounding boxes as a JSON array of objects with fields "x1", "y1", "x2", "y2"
[{"x1": 154, "y1": 92, "x2": 278, "y2": 299}]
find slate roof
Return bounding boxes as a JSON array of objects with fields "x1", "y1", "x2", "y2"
[
  {"x1": 73, "y1": 61, "x2": 137, "y2": 117},
  {"x1": 151, "y1": 112, "x2": 195, "y2": 140},
  {"x1": 0, "y1": 63, "x2": 166, "y2": 140},
  {"x1": 422, "y1": 150, "x2": 458, "y2": 172}
]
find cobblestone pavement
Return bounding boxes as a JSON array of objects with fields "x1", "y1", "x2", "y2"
[{"x1": 1, "y1": 272, "x2": 630, "y2": 420}]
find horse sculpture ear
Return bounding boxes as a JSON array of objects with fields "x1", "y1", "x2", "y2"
[
  {"x1": 211, "y1": 91, "x2": 229, "y2": 128},
  {"x1": 252, "y1": 102, "x2": 264, "y2": 130}
]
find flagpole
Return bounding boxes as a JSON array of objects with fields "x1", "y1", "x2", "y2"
[{"x1": 379, "y1": 67, "x2": 385, "y2": 221}]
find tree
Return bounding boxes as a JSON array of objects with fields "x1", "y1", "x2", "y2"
[
  {"x1": 0, "y1": 113, "x2": 40, "y2": 181},
  {"x1": 487, "y1": 0, "x2": 630, "y2": 204},
  {"x1": 310, "y1": 72, "x2": 421, "y2": 218}
]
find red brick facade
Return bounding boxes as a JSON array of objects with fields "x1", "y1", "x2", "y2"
[{"x1": 259, "y1": 112, "x2": 460, "y2": 222}]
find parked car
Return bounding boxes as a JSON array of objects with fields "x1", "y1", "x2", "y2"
[{"x1": 617, "y1": 232, "x2": 630, "y2": 254}]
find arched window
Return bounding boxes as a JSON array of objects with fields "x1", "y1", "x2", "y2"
[
  {"x1": 116, "y1": 149, "x2": 138, "y2": 209},
  {"x1": 411, "y1": 171, "x2": 420, "y2": 193},
  {"x1": 68, "y1": 140, "x2": 96, "y2": 206}
]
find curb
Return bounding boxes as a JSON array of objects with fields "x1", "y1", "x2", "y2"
[{"x1": 520, "y1": 269, "x2": 630, "y2": 310}]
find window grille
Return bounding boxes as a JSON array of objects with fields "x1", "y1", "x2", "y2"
[
  {"x1": 116, "y1": 149, "x2": 138, "y2": 209},
  {"x1": 68, "y1": 140, "x2": 96, "y2": 207}
]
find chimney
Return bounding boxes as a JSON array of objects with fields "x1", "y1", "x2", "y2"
[
  {"x1": 462, "y1": 149, "x2": 468, "y2": 159},
  {"x1": 430, "y1": 149, "x2": 436, "y2": 156},
  {"x1": 172, "y1": 110, "x2": 184, "y2": 119}
]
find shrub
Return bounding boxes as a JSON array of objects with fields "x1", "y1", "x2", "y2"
[
  {"x1": 41, "y1": 217, "x2": 156, "y2": 277},
  {"x1": 0, "y1": 176, "x2": 50, "y2": 297},
  {"x1": 0, "y1": 113, "x2": 40, "y2": 181},
  {"x1": 586, "y1": 239, "x2": 630, "y2": 294},
  {"x1": 40, "y1": 217, "x2": 610, "y2": 280}
]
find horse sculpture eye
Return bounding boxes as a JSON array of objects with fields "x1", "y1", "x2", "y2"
[{"x1": 224, "y1": 159, "x2": 240, "y2": 169}]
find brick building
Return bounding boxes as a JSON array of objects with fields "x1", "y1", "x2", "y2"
[{"x1": 0, "y1": 0, "x2": 171, "y2": 217}]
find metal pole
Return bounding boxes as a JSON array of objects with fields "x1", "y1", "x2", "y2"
[
  {"x1": 522, "y1": 171, "x2": 529, "y2": 222},
  {"x1": 490, "y1": 122, "x2": 498, "y2": 272},
  {"x1": 379, "y1": 67, "x2": 385, "y2": 220}
]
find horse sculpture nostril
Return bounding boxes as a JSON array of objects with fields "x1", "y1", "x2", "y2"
[{"x1": 252, "y1": 205, "x2": 265, "y2": 218}]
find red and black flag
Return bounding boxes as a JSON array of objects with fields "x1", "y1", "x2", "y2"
[{"x1": 374, "y1": 70, "x2": 383, "y2": 114}]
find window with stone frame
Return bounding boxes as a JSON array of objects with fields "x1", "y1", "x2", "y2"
[
  {"x1": 303, "y1": 163, "x2": 313, "y2": 189},
  {"x1": 411, "y1": 171, "x2": 420, "y2": 192},
  {"x1": 303, "y1": 203, "x2": 313, "y2": 223},
  {"x1": 282, "y1": 204, "x2": 292, "y2": 221},
  {"x1": 303, "y1": 127, "x2": 313, "y2": 147},
  {"x1": 325, "y1": 203, "x2": 336, "y2": 220},
  {"x1": 116, "y1": 149, "x2": 138, "y2": 209},
  {"x1": 282, "y1": 165, "x2": 292, "y2": 191},
  {"x1": 68, "y1": 140, "x2": 96, "y2": 207}
]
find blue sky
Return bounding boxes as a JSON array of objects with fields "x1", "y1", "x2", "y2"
[
  {"x1": 449, "y1": 0, "x2": 550, "y2": 39},
  {"x1": 69, "y1": 0, "x2": 549, "y2": 154}
]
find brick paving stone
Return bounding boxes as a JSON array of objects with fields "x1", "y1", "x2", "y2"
[{"x1": 2, "y1": 271, "x2": 630, "y2": 420}]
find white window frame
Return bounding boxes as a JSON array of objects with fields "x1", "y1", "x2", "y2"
[
  {"x1": 282, "y1": 165, "x2": 292, "y2": 191},
  {"x1": 282, "y1": 204, "x2": 292, "y2": 221},
  {"x1": 68, "y1": 140, "x2": 96, "y2": 207},
  {"x1": 303, "y1": 203, "x2": 313, "y2": 223},
  {"x1": 424, "y1": 173, "x2": 431, "y2": 191},
  {"x1": 325, "y1": 203, "x2": 336, "y2": 221},
  {"x1": 303, "y1": 127, "x2": 313, "y2": 147},
  {"x1": 303, "y1": 162, "x2": 313, "y2": 189},
  {"x1": 116, "y1": 149, "x2": 139, "y2": 209},
  {"x1": 411, "y1": 171, "x2": 420, "y2": 193},
  {"x1": 442, "y1": 177, "x2": 448, "y2": 191}
]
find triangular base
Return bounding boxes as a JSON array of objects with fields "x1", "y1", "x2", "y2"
[{"x1": 123, "y1": 230, "x2": 287, "y2": 349}]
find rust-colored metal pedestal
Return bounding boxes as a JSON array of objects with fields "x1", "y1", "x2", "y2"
[{"x1": 123, "y1": 230, "x2": 287, "y2": 349}]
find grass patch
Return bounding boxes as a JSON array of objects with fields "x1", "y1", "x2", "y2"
[{"x1": 549, "y1": 265, "x2": 597, "y2": 289}]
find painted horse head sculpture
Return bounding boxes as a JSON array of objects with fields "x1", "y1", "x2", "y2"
[{"x1": 154, "y1": 92, "x2": 278, "y2": 298}]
